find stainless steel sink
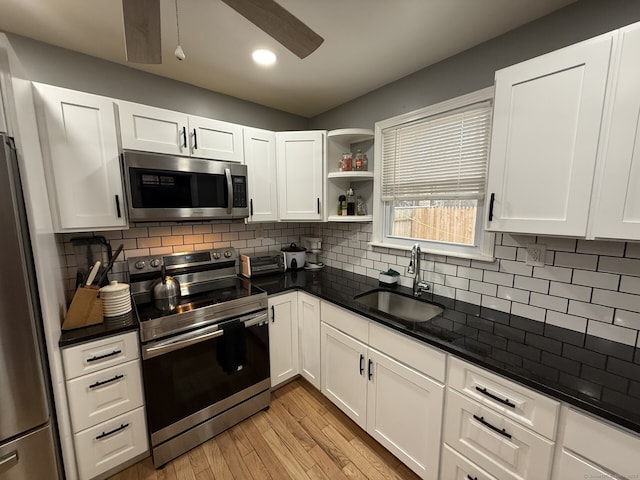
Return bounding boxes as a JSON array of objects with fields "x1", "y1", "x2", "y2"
[{"x1": 354, "y1": 290, "x2": 444, "y2": 323}]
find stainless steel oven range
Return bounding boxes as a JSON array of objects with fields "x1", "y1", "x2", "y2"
[{"x1": 129, "y1": 247, "x2": 269, "y2": 468}]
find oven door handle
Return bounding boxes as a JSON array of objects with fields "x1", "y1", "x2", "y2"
[{"x1": 142, "y1": 311, "x2": 268, "y2": 359}]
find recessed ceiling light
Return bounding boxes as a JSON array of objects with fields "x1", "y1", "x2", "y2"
[{"x1": 252, "y1": 49, "x2": 277, "y2": 66}]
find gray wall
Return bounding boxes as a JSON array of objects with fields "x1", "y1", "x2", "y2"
[
  {"x1": 309, "y1": 0, "x2": 640, "y2": 130},
  {"x1": 3, "y1": 33, "x2": 308, "y2": 131}
]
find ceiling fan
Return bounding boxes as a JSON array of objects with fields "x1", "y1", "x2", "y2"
[{"x1": 122, "y1": 0, "x2": 324, "y2": 64}]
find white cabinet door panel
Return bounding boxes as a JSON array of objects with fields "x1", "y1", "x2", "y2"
[
  {"x1": 118, "y1": 101, "x2": 187, "y2": 155},
  {"x1": 298, "y1": 292, "x2": 320, "y2": 389},
  {"x1": 366, "y1": 348, "x2": 443, "y2": 480},
  {"x1": 244, "y1": 127, "x2": 278, "y2": 222},
  {"x1": 592, "y1": 23, "x2": 640, "y2": 240},
  {"x1": 555, "y1": 451, "x2": 617, "y2": 480},
  {"x1": 320, "y1": 322, "x2": 367, "y2": 429},
  {"x1": 191, "y1": 116, "x2": 243, "y2": 162},
  {"x1": 486, "y1": 33, "x2": 613, "y2": 236},
  {"x1": 440, "y1": 444, "x2": 500, "y2": 480},
  {"x1": 268, "y1": 292, "x2": 299, "y2": 388}
]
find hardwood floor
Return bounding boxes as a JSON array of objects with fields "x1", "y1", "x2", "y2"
[{"x1": 108, "y1": 378, "x2": 421, "y2": 480}]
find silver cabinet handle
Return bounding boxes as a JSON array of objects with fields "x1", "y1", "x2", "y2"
[
  {"x1": 0, "y1": 451, "x2": 18, "y2": 474},
  {"x1": 225, "y1": 167, "x2": 233, "y2": 214}
]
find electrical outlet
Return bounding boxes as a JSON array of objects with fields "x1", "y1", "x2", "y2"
[{"x1": 526, "y1": 244, "x2": 546, "y2": 266}]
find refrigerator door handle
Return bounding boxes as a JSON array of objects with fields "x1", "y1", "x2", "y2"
[{"x1": 0, "y1": 450, "x2": 19, "y2": 474}]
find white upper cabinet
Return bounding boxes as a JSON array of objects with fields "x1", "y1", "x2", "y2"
[
  {"x1": 591, "y1": 22, "x2": 640, "y2": 240},
  {"x1": 243, "y1": 127, "x2": 278, "y2": 222},
  {"x1": 33, "y1": 83, "x2": 127, "y2": 232},
  {"x1": 118, "y1": 101, "x2": 244, "y2": 162},
  {"x1": 276, "y1": 131, "x2": 325, "y2": 221},
  {"x1": 486, "y1": 32, "x2": 613, "y2": 236}
]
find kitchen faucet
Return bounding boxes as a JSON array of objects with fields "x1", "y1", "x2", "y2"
[{"x1": 407, "y1": 243, "x2": 430, "y2": 297}]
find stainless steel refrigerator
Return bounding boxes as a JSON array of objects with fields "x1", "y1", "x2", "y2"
[{"x1": 0, "y1": 134, "x2": 60, "y2": 479}]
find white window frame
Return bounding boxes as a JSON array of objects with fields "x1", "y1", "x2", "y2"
[{"x1": 372, "y1": 87, "x2": 495, "y2": 261}]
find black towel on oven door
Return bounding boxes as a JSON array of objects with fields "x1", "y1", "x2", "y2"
[{"x1": 216, "y1": 319, "x2": 247, "y2": 374}]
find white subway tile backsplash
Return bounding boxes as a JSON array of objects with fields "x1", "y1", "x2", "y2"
[
  {"x1": 530, "y1": 292, "x2": 568, "y2": 313},
  {"x1": 497, "y1": 286, "x2": 530, "y2": 304},
  {"x1": 481, "y1": 295, "x2": 511, "y2": 313},
  {"x1": 614, "y1": 309, "x2": 640, "y2": 330},
  {"x1": 483, "y1": 270, "x2": 514, "y2": 287},
  {"x1": 494, "y1": 245, "x2": 517, "y2": 260},
  {"x1": 470, "y1": 280, "x2": 497, "y2": 296},
  {"x1": 511, "y1": 302, "x2": 546, "y2": 322},
  {"x1": 577, "y1": 240, "x2": 625, "y2": 256},
  {"x1": 540, "y1": 237, "x2": 576, "y2": 252},
  {"x1": 546, "y1": 311, "x2": 587, "y2": 333},
  {"x1": 620, "y1": 276, "x2": 640, "y2": 295},
  {"x1": 457, "y1": 289, "x2": 481, "y2": 305},
  {"x1": 568, "y1": 300, "x2": 614, "y2": 323},
  {"x1": 587, "y1": 321, "x2": 637, "y2": 347},
  {"x1": 423, "y1": 271, "x2": 445, "y2": 285},
  {"x1": 513, "y1": 275, "x2": 549, "y2": 294},
  {"x1": 532, "y1": 265, "x2": 572, "y2": 283},
  {"x1": 501, "y1": 234, "x2": 536, "y2": 247},
  {"x1": 598, "y1": 256, "x2": 640, "y2": 276},
  {"x1": 572, "y1": 269, "x2": 619, "y2": 290},
  {"x1": 554, "y1": 252, "x2": 598, "y2": 270},
  {"x1": 447, "y1": 257, "x2": 471, "y2": 267},
  {"x1": 549, "y1": 282, "x2": 591, "y2": 302},
  {"x1": 592, "y1": 289, "x2": 640, "y2": 312},
  {"x1": 433, "y1": 284, "x2": 456, "y2": 298},
  {"x1": 446, "y1": 276, "x2": 469, "y2": 290},
  {"x1": 626, "y1": 242, "x2": 640, "y2": 259},
  {"x1": 435, "y1": 262, "x2": 457, "y2": 276},
  {"x1": 457, "y1": 266, "x2": 484, "y2": 281},
  {"x1": 500, "y1": 259, "x2": 533, "y2": 276}
]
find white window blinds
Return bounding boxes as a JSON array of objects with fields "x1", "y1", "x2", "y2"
[{"x1": 381, "y1": 101, "x2": 492, "y2": 201}]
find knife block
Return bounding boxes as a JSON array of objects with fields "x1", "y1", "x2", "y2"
[{"x1": 62, "y1": 285, "x2": 103, "y2": 330}]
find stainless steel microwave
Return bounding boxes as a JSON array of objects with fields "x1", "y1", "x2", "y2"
[{"x1": 121, "y1": 151, "x2": 249, "y2": 222}]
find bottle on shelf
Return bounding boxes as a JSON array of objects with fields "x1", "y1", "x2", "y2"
[
  {"x1": 338, "y1": 195, "x2": 347, "y2": 216},
  {"x1": 356, "y1": 195, "x2": 367, "y2": 216},
  {"x1": 346, "y1": 187, "x2": 355, "y2": 216}
]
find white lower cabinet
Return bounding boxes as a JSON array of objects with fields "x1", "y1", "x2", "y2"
[
  {"x1": 553, "y1": 408, "x2": 640, "y2": 479},
  {"x1": 297, "y1": 292, "x2": 321, "y2": 389},
  {"x1": 62, "y1": 331, "x2": 147, "y2": 479},
  {"x1": 440, "y1": 444, "x2": 499, "y2": 480},
  {"x1": 320, "y1": 302, "x2": 444, "y2": 480},
  {"x1": 268, "y1": 292, "x2": 299, "y2": 388}
]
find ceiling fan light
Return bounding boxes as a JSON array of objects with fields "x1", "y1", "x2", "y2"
[{"x1": 252, "y1": 49, "x2": 277, "y2": 66}]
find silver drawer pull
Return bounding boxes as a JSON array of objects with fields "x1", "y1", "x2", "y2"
[
  {"x1": 0, "y1": 451, "x2": 18, "y2": 473},
  {"x1": 96, "y1": 423, "x2": 129, "y2": 440},
  {"x1": 89, "y1": 374, "x2": 124, "y2": 389}
]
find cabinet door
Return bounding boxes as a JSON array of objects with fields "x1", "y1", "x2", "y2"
[
  {"x1": 244, "y1": 127, "x2": 278, "y2": 222},
  {"x1": 592, "y1": 23, "x2": 640, "y2": 240},
  {"x1": 190, "y1": 115, "x2": 243, "y2": 162},
  {"x1": 555, "y1": 451, "x2": 617, "y2": 480},
  {"x1": 276, "y1": 131, "x2": 324, "y2": 221},
  {"x1": 118, "y1": 101, "x2": 188, "y2": 155},
  {"x1": 486, "y1": 33, "x2": 613, "y2": 236},
  {"x1": 366, "y1": 348, "x2": 443, "y2": 480},
  {"x1": 34, "y1": 84, "x2": 126, "y2": 231},
  {"x1": 298, "y1": 292, "x2": 320, "y2": 389},
  {"x1": 320, "y1": 322, "x2": 368, "y2": 429},
  {"x1": 268, "y1": 292, "x2": 299, "y2": 388}
]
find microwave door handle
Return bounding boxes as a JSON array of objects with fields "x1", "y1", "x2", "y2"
[{"x1": 225, "y1": 168, "x2": 233, "y2": 214}]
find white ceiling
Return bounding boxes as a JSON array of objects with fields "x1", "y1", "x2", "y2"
[{"x1": 0, "y1": 0, "x2": 576, "y2": 117}]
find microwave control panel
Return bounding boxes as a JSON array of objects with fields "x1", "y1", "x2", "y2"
[{"x1": 232, "y1": 176, "x2": 247, "y2": 208}]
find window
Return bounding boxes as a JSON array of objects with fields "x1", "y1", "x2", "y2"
[{"x1": 373, "y1": 88, "x2": 495, "y2": 260}]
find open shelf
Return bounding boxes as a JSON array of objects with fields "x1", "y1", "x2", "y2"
[
  {"x1": 327, "y1": 171, "x2": 374, "y2": 180},
  {"x1": 327, "y1": 215, "x2": 373, "y2": 222}
]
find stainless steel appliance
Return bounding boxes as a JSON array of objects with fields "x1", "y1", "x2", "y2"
[
  {"x1": 0, "y1": 134, "x2": 60, "y2": 479},
  {"x1": 121, "y1": 151, "x2": 249, "y2": 222},
  {"x1": 240, "y1": 253, "x2": 285, "y2": 277},
  {"x1": 129, "y1": 248, "x2": 269, "y2": 467}
]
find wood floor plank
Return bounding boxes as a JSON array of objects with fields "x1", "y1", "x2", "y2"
[
  {"x1": 242, "y1": 450, "x2": 272, "y2": 480},
  {"x1": 108, "y1": 378, "x2": 423, "y2": 480},
  {"x1": 216, "y1": 430, "x2": 254, "y2": 479}
]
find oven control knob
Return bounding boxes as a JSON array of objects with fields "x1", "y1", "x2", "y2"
[
  {"x1": 212, "y1": 252, "x2": 221, "y2": 260},
  {"x1": 223, "y1": 250, "x2": 232, "y2": 258},
  {"x1": 134, "y1": 261, "x2": 146, "y2": 270},
  {"x1": 150, "y1": 259, "x2": 161, "y2": 268}
]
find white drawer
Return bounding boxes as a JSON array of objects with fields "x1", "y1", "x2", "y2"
[
  {"x1": 66, "y1": 359, "x2": 144, "y2": 433},
  {"x1": 448, "y1": 356, "x2": 559, "y2": 439},
  {"x1": 63, "y1": 331, "x2": 139, "y2": 380},
  {"x1": 556, "y1": 450, "x2": 618, "y2": 480},
  {"x1": 562, "y1": 408, "x2": 640, "y2": 476},
  {"x1": 440, "y1": 444, "x2": 499, "y2": 480},
  {"x1": 369, "y1": 322, "x2": 445, "y2": 383},
  {"x1": 320, "y1": 301, "x2": 368, "y2": 343},
  {"x1": 74, "y1": 406, "x2": 148, "y2": 480},
  {"x1": 443, "y1": 388, "x2": 555, "y2": 480}
]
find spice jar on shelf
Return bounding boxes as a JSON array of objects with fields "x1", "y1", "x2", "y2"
[
  {"x1": 356, "y1": 195, "x2": 367, "y2": 216},
  {"x1": 339, "y1": 153, "x2": 352, "y2": 172},
  {"x1": 354, "y1": 150, "x2": 368, "y2": 171}
]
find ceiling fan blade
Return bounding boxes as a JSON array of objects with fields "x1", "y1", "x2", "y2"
[
  {"x1": 220, "y1": 0, "x2": 324, "y2": 59},
  {"x1": 122, "y1": 0, "x2": 162, "y2": 64}
]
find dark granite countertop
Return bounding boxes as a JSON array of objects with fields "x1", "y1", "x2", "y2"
[
  {"x1": 251, "y1": 267, "x2": 640, "y2": 435},
  {"x1": 59, "y1": 310, "x2": 139, "y2": 348}
]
